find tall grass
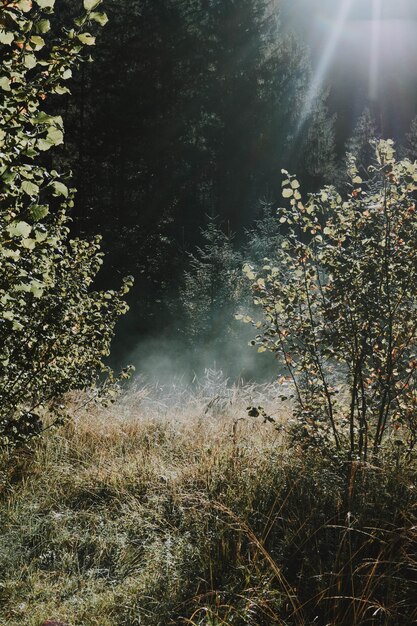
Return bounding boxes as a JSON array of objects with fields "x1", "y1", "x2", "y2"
[{"x1": 0, "y1": 375, "x2": 416, "y2": 625}]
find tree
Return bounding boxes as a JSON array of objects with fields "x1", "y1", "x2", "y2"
[
  {"x1": 345, "y1": 107, "x2": 378, "y2": 175},
  {"x1": 189, "y1": 0, "x2": 334, "y2": 226},
  {"x1": 404, "y1": 115, "x2": 417, "y2": 162},
  {"x1": 58, "y1": 0, "x2": 336, "y2": 341},
  {"x1": 243, "y1": 141, "x2": 417, "y2": 460},
  {"x1": 0, "y1": 0, "x2": 132, "y2": 446},
  {"x1": 180, "y1": 217, "x2": 243, "y2": 346},
  {"x1": 300, "y1": 94, "x2": 337, "y2": 185},
  {"x1": 245, "y1": 201, "x2": 284, "y2": 266}
]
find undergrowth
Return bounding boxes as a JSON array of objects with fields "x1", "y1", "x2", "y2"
[{"x1": 0, "y1": 377, "x2": 416, "y2": 625}]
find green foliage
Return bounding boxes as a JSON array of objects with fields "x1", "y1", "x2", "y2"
[
  {"x1": 0, "y1": 0, "x2": 132, "y2": 446},
  {"x1": 244, "y1": 140, "x2": 417, "y2": 459}
]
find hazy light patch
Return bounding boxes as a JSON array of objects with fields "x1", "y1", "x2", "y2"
[
  {"x1": 284, "y1": 0, "x2": 417, "y2": 138},
  {"x1": 297, "y1": 0, "x2": 354, "y2": 132},
  {"x1": 369, "y1": 0, "x2": 382, "y2": 100}
]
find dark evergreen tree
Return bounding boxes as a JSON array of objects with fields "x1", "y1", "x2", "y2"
[
  {"x1": 64, "y1": 0, "x2": 335, "y2": 246},
  {"x1": 300, "y1": 95, "x2": 337, "y2": 184},
  {"x1": 58, "y1": 0, "x2": 337, "y2": 342}
]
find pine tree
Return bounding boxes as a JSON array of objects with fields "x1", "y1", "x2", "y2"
[
  {"x1": 180, "y1": 217, "x2": 243, "y2": 345},
  {"x1": 59, "y1": 0, "x2": 337, "y2": 340},
  {"x1": 300, "y1": 96, "x2": 337, "y2": 185},
  {"x1": 404, "y1": 116, "x2": 417, "y2": 161},
  {"x1": 245, "y1": 202, "x2": 284, "y2": 266},
  {"x1": 64, "y1": 0, "x2": 334, "y2": 239},
  {"x1": 346, "y1": 107, "x2": 379, "y2": 174}
]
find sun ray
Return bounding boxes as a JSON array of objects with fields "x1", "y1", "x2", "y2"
[
  {"x1": 369, "y1": 0, "x2": 382, "y2": 100},
  {"x1": 297, "y1": 0, "x2": 354, "y2": 132}
]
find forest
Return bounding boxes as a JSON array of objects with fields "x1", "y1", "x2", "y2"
[
  {"x1": 1, "y1": 0, "x2": 417, "y2": 625},
  {"x1": 56, "y1": 0, "x2": 417, "y2": 378}
]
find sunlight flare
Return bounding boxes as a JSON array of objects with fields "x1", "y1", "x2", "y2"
[
  {"x1": 369, "y1": 0, "x2": 382, "y2": 99},
  {"x1": 298, "y1": 0, "x2": 354, "y2": 131}
]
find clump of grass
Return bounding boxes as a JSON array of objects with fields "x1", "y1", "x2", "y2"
[{"x1": 0, "y1": 377, "x2": 416, "y2": 625}]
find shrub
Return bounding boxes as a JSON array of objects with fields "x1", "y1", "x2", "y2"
[
  {"x1": 0, "y1": 0, "x2": 132, "y2": 446},
  {"x1": 243, "y1": 140, "x2": 417, "y2": 460}
]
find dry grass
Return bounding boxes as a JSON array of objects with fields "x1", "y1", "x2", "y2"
[{"x1": 0, "y1": 374, "x2": 416, "y2": 625}]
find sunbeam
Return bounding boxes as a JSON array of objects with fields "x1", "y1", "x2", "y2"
[
  {"x1": 297, "y1": 0, "x2": 354, "y2": 132},
  {"x1": 369, "y1": 0, "x2": 382, "y2": 100}
]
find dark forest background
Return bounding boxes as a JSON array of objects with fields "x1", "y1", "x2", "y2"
[{"x1": 52, "y1": 0, "x2": 417, "y2": 378}]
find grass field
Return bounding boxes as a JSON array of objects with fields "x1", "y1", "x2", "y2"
[{"x1": 0, "y1": 375, "x2": 416, "y2": 625}]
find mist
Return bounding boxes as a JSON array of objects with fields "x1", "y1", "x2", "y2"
[{"x1": 123, "y1": 319, "x2": 278, "y2": 388}]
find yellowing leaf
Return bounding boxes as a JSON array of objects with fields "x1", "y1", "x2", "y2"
[
  {"x1": 29, "y1": 280, "x2": 44, "y2": 297},
  {"x1": 46, "y1": 126, "x2": 64, "y2": 145},
  {"x1": 30, "y1": 35, "x2": 45, "y2": 49},
  {"x1": 35, "y1": 0, "x2": 55, "y2": 8},
  {"x1": 18, "y1": 0, "x2": 33, "y2": 12},
  {"x1": 8, "y1": 221, "x2": 32, "y2": 238},
  {"x1": 21, "y1": 181, "x2": 39, "y2": 197},
  {"x1": 50, "y1": 181, "x2": 68, "y2": 197},
  {"x1": 52, "y1": 85, "x2": 70, "y2": 95},
  {"x1": 35, "y1": 231, "x2": 48, "y2": 242},
  {"x1": 77, "y1": 33, "x2": 96, "y2": 45},
  {"x1": 21, "y1": 238, "x2": 37, "y2": 250},
  {"x1": 37, "y1": 138, "x2": 54, "y2": 151},
  {"x1": 23, "y1": 54, "x2": 37, "y2": 69},
  {"x1": 91, "y1": 11, "x2": 108, "y2": 25},
  {"x1": 84, "y1": 0, "x2": 101, "y2": 9},
  {"x1": 35, "y1": 19, "x2": 51, "y2": 33},
  {"x1": 0, "y1": 30, "x2": 14, "y2": 46},
  {"x1": 0, "y1": 77, "x2": 11, "y2": 91}
]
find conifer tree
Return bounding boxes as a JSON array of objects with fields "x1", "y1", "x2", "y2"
[
  {"x1": 57, "y1": 0, "x2": 337, "y2": 339},
  {"x1": 301, "y1": 96, "x2": 337, "y2": 184},
  {"x1": 180, "y1": 217, "x2": 243, "y2": 345},
  {"x1": 246, "y1": 202, "x2": 284, "y2": 266},
  {"x1": 404, "y1": 115, "x2": 417, "y2": 161},
  {"x1": 345, "y1": 107, "x2": 378, "y2": 174},
  {"x1": 64, "y1": 0, "x2": 335, "y2": 246}
]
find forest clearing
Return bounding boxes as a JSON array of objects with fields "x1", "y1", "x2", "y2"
[
  {"x1": 1, "y1": 378, "x2": 416, "y2": 625},
  {"x1": 1, "y1": 0, "x2": 417, "y2": 624}
]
